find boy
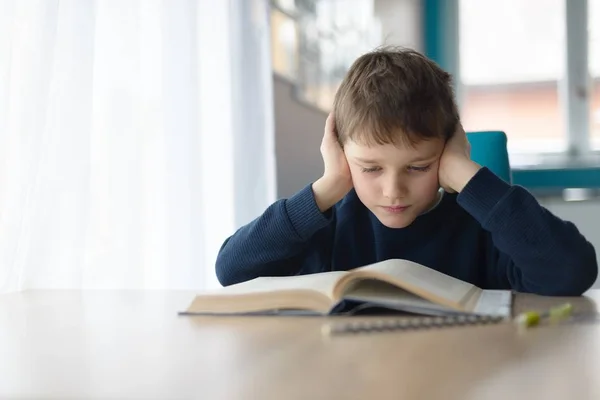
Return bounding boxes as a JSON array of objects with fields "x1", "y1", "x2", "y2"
[{"x1": 215, "y1": 47, "x2": 598, "y2": 296}]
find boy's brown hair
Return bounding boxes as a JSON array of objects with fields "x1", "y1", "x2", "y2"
[{"x1": 333, "y1": 46, "x2": 459, "y2": 147}]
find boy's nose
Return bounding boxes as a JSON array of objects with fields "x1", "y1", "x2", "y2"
[{"x1": 382, "y1": 178, "x2": 408, "y2": 200}]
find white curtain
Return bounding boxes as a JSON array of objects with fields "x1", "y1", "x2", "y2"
[{"x1": 0, "y1": 0, "x2": 276, "y2": 292}]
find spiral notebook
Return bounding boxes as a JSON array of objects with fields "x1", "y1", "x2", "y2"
[{"x1": 323, "y1": 314, "x2": 506, "y2": 336}]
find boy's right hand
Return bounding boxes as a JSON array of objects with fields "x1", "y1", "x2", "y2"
[{"x1": 312, "y1": 113, "x2": 354, "y2": 212}]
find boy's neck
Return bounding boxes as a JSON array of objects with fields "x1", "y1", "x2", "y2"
[{"x1": 420, "y1": 188, "x2": 444, "y2": 216}]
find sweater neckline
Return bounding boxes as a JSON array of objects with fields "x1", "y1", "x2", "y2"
[{"x1": 420, "y1": 188, "x2": 445, "y2": 216}]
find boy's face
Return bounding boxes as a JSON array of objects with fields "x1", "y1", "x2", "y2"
[{"x1": 344, "y1": 137, "x2": 445, "y2": 229}]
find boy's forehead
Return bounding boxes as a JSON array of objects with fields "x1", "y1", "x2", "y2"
[{"x1": 345, "y1": 138, "x2": 444, "y2": 163}]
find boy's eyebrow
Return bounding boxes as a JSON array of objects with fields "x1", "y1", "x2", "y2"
[
  {"x1": 352, "y1": 157, "x2": 380, "y2": 164},
  {"x1": 352, "y1": 154, "x2": 439, "y2": 164},
  {"x1": 409, "y1": 154, "x2": 438, "y2": 163}
]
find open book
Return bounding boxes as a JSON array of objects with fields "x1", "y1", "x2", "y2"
[{"x1": 183, "y1": 259, "x2": 512, "y2": 317}]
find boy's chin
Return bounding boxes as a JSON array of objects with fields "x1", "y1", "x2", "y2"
[{"x1": 372, "y1": 211, "x2": 417, "y2": 229}]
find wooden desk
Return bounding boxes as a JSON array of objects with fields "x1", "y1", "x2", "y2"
[{"x1": 1, "y1": 290, "x2": 599, "y2": 400}]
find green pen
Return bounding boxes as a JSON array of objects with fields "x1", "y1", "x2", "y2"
[{"x1": 515, "y1": 302, "x2": 573, "y2": 328}]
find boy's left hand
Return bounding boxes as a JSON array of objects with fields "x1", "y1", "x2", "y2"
[{"x1": 438, "y1": 123, "x2": 481, "y2": 193}]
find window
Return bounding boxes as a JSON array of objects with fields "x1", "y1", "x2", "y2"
[
  {"x1": 269, "y1": 0, "x2": 380, "y2": 111},
  {"x1": 459, "y1": 0, "x2": 600, "y2": 160},
  {"x1": 591, "y1": 0, "x2": 600, "y2": 148},
  {"x1": 459, "y1": 0, "x2": 566, "y2": 154},
  {"x1": 270, "y1": 6, "x2": 298, "y2": 80}
]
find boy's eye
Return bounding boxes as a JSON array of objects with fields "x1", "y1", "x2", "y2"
[
  {"x1": 408, "y1": 165, "x2": 431, "y2": 172},
  {"x1": 361, "y1": 166, "x2": 382, "y2": 173}
]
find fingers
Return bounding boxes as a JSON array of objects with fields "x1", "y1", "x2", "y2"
[
  {"x1": 324, "y1": 112, "x2": 336, "y2": 138},
  {"x1": 444, "y1": 186, "x2": 457, "y2": 194},
  {"x1": 320, "y1": 113, "x2": 333, "y2": 153},
  {"x1": 323, "y1": 112, "x2": 342, "y2": 149}
]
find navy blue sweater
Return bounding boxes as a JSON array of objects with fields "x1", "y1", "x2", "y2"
[{"x1": 215, "y1": 167, "x2": 598, "y2": 296}]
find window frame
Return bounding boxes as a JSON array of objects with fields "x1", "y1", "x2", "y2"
[
  {"x1": 564, "y1": 0, "x2": 591, "y2": 156},
  {"x1": 424, "y1": 0, "x2": 600, "y2": 194}
]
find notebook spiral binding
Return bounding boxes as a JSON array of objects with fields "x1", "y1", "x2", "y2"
[{"x1": 323, "y1": 314, "x2": 506, "y2": 336}]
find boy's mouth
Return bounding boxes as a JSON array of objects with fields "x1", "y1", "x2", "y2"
[{"x1": 382, "y1": 205, "x2": 410, "y2": 214}]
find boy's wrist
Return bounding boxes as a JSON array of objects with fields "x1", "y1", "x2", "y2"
[
  {"x1": 446, "y1": 159, "x2": 482, "y2": 193},
  {"x1": 312, "y1": 176, "x2": 350, "y2": 212}
]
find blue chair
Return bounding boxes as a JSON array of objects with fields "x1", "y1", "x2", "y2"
[{"x1": 466, "y1": 131, "x2": 512, "y2": 183}]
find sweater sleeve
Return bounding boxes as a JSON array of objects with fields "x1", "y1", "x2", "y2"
[
  {"x1": 457, "y1": 167, "x2": 598, "y2": 296},
  {"x1": 215, "y1": 184, "x2": 335, "y2": 286}
]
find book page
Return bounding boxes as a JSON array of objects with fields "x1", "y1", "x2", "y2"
[
  {"x1": 205, "y1": 270, "x2": 348, "y2": 299},
  {"x1": 473, "y1": 290, "x2": 512, "y2": 317},
  {"x1": 357, "y1": 259, "x2": 478, "y2": 307},
  {"x1": 343, "y1": 279, "x2": 459, "y2": 315}
]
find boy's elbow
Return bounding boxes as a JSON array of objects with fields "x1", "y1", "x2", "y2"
[
  {"x1": 518, "y1": 245, "x2": 598, "y2": 297},
  {"x1": 553, "y1": 246, "x2": 598, "y2": 296},
  {"x1": 215, "y1": 261, "x2": 230, "y2": 287},
  {"x1": 570, "y1": 249, "x2": 598, "y2": 295},
  {"x1": 214, "y1": 238, "x2": 240, "y2": 287},
  {"x1": 216, "y1": 260, "x2": 259, "y2": 287},
  {"x1": 559, "y1": 268, "x2": 597, "y2": 296},
  {"x1": 215, "y1": 266, "x2": 236, "y2": 287},
  {"x1": 215, "y1": 257, "x2": 242, "y2": 287}
]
